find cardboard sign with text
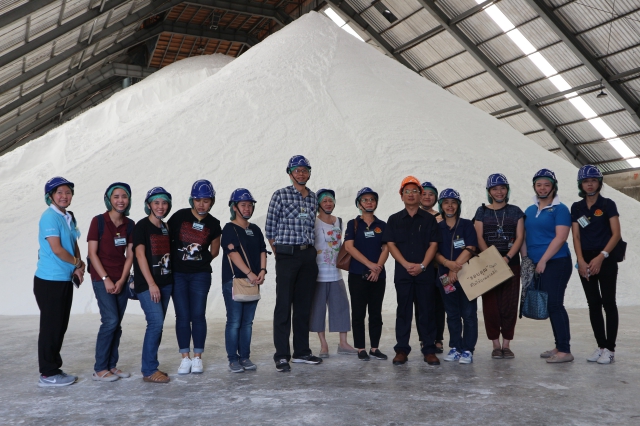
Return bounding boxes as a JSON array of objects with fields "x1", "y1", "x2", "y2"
[{"x1": 458, "y1": 245, "x2": 514, "y2": 300}]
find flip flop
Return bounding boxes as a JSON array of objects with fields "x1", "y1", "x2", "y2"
[
  {"x1": 92, "y1": 371, "x2": 119, "y2": 382},
  {"x1": 110, "y1": 368, "x2": 131, "y2": 378},
  {"x1": 143, "y1": 371, "x2": 170, "y2": 383}
]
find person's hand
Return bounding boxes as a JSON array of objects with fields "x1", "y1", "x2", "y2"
[
  {"x1": 587, "y1": 255, "x2": 604, "y2": 276},
  {"x1": 405, "y1": 263, "x2": 421, "y2": 276},
  {"x1": 577, "y1": 258, "x2": 590, "y2": 279},
  {"x1": 448, "y1": 270, "x2": 458, "y2": 284},
  {"x1": 75, "y1": 259, "x2": 85, "y2": 271},
  {"x1": 535, "y1": 260, "x2": 547, "y2": 274},
  {"x1": 113, "y1": 279, "x2": 124, "y2": 294},
  {"x1": 256, "y1": 271, "x2": 266, "y2": 285},
  {"x1": 447, "y1": 260, "x2": 462, "y2": 273},
  {"x1": 104, "y1": 277, "x2": 116, "y2": 294},
  {"x1": 247, "y1": 272, "x2": 258, "y2": 285},
  {"x1": 502, "y1": 256, "x2": 510, "y2": 264},
  {"x1": 367, "y1": 270, "x2": 380, "y2": 282},
  {"x1": 149, "y1": 283, "x2": 161, "y2": 303},
  {"x1": 368, "y1": 262, "x2": 382, "y2": 274}
]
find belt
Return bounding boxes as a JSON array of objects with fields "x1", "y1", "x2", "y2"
[{"x1": 279, "y1": 244, "x2": 310, "y2": 251}]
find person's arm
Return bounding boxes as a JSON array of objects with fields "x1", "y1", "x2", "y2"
[
  {"x1": 114, "y1": 243, "x2": 135, "y2": 294},
  {"x1": 387, "y1": 241, "x2": 419, "y2": 275},
  {"x1": 474, "y1": 220, "x2": 489, "y2": 252},
  {"x1": 209, "y1": 236, "x2": 221, "y2": 259},
  {"x1": 135, "y1": 244, "x2": 160, "y2": 302},
  {"x1": 265, "y1": 192, "x2": 280, "y2": 254},
  {"x1": 505, "y1": 217, "x2": 525, "y2": 263},
  {"x1": 88, "y1": 240, "x2": 116, "y2": 293},
  {"x1": 227, "y1": 245, "x2": 259, "y2": 284},
  {"x1": 421, "y1": 242, "x2": 438, "y2": 271},
  {"x1": 256, "y1": 252, "x2": 267, "y2": 285},
  {"x1": 344, "y1": 240, "x2": 382, "y2": 273},
  {"x1": 448, "y1": 245, "x2": 476, "y2": 284},
  {"x1": 535, "y1": 225, "x2": 570, "y2": 273},
  {"x1": 587, "y1": 216, "x2": 621, "y2": 275},
  {"x1": 571, "y1": 223, "x2": 589, "y2": 279},
  {"x1": 47, "y1": 237, "x2": 84, "y2": 269},
  {"x1": 367, "y1": 244, "x2": 389, "y2": 282}
]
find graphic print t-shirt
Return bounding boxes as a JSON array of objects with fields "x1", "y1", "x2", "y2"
[
  {"x1": 314, "y1": 217, "x2": 342, "y2": 282},
  {"x1": 168, "y1": 208, "x2": 221, "y2": 273},
  {"x1": 133, "y1": 217, "x2": 173, "y2": 293}
]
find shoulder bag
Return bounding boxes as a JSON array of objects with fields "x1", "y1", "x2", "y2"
[
  {"x1": 337, "y1": 217, "x2": 357, "y2": 271},
  {"x1": 228, "y1": 227, "x2": 261, "y2": 302},
  {"x1": 520, "y1": 272, "x2": 548, "y2": 320}
]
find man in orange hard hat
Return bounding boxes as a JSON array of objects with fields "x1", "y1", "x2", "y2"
[{"x1": 382, "y1": 176, "x2": 442, "y2": 365}]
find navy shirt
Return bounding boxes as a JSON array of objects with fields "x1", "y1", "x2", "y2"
[
  {"x1": 382, "y1": 208, "x2": 441, "y2": 284},
  {"x1": 221, "y1": 222, "x2": 267, "y2": 284},
  {"x1": 437, "y1": 218, "x2": 478, "y2": 276},
  {"x1": 344, "y1": 215, "x2": 387, "y2": 279},
  {"x1": 570, "y1": 195, "x2": 619, "y2": 251}
]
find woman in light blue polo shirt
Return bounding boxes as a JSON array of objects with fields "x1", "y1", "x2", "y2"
[
  {"x1": 523, "y1": 169, "x2": 573, "y2": 363},
  {"x1": 34, "y1": 177, "x2": 85, "y2": 387}
]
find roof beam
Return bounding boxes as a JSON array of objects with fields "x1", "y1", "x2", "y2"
[
  {"x1": 526, "y1": 0, "x2": 640, "y2": 129},
  {"x1": 325, "y1": 0, "x2": 414, "y2": 69},
  {"x1": 417, "y1": 0, "x2": 589, "y2": 167},
  {"x1": 183, "y1": 0, "x2": 293, "y2": 26},
  {"x1": 0, "y1": 0, "x2": 58, "y2": 29},
  {"x1": 0, "y1": 22, "x2": 257, "y2": 119}
]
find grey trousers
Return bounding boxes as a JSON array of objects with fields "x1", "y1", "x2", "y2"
[{"x1": 309, "y1": 279, "x2": 351, "y2": 333}]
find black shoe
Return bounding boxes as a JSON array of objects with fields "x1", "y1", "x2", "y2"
[
  {"x1": 275, "y1": 359, "x2": 291, "y2": 372},
  {"x1": 358, "y1": 350, "x2": 370, "y2": 361},
  {"x1": 291, "y1": 355, "x2": 323, "y2": 364},
  {"x1": 369, "y1": 349, "x2": 388, "y2": 360}
]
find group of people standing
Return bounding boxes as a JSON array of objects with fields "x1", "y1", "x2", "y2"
[{"x1": 33, "y1": 156, "x2": 623, "y2": 387}]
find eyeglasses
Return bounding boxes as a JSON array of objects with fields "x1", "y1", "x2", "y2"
[
  {"x1": 360, "y1": 197, "x2": 377, "y2": 203},
  {"x1": 291, "y1": 168, "x2": 310, "y2": 175},
  {"x1": 403, "y1": 189, "x2": 420, "y2": 195}
]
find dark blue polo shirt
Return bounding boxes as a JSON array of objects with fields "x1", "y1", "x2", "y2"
[
  {"x1": 437, "y1": 218, "x2": 478, "y2": 276},
  {"x1": 344, "y1": 216, "x2": 386, "y2": 279},
  {"x1": 570, "y1": 195, "x2": 619, "y2": 251},
  {"x1": 382, "y1": 208, "x2": 441, "y2": 284}
]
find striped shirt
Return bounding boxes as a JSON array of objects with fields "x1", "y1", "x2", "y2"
[{"x1": 265, "y1": 185, "x2": 317, "y2": 245}]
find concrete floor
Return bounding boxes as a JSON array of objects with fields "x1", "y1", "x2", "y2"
[{"x1": 1, "y1": 307, "x2": 639, "y2": 425}]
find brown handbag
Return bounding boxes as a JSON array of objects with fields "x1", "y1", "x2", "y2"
[
  {"x1": 227, "y1": 227, "x2": 261, "y2": 302},
  {"x1": 336, "y1": 217, "x2": 357, "y2": 271}
]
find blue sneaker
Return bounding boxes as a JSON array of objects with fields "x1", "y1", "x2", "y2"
[
  {"x1": 444, "y1": 348, "x2": 461, "y2": 362},
  {"x1": 38, "y1": 372, "x2": 77, "y2": 387},
  {"x1": 459, "y1": 351, "x2": 473, "y2": 364}
]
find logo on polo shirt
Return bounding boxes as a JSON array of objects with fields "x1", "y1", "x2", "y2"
[
  {"x1": 374, "y1": 227, "x2": 382, "y2": 233},
  {"x1": 594, "y1": 209, "x2": 603, "y2": 217}
]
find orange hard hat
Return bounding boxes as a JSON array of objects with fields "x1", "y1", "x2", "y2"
[{"x1": 399, "y1": 176, "x2": 423, "y2": 194}]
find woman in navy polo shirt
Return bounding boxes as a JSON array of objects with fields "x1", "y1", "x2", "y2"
[
  {"x1": 571, "y1": 165, "x2": 621, "y2": 364},
  {"x1": 87, "y1": 182, "x2": 135, "y2": 382},
  {"x1": 523, "y1": 169, "x2": 573, "y2": 363},
  {"x1": 434, "y1": 189, "x2": 478, "y2": 364},
  {"x1": 34, "y1": 177, "x2": 85, "y2": 388},
  {"x1": 344, "y1": 187, "x2": 389, "y2": 361}
]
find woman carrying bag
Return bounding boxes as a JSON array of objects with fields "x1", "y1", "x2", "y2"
[
  {"x1": 221, "y1": 189, "x2": 267, "y2": 373},
  {"x1": 473, "y1": 174, "x2": 524, "y2": 360},
  {"x1": 87, "y1": 182, "x2": 135, "y2": 382},
  {"x1": 523, "y1": 169, "x2": 573, "y2": 364},
  {"x1": 571, "y1": 165, "x2": 621, "y2": 365}
]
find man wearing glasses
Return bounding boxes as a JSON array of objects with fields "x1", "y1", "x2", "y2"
[
  {"x1": 382, "y1": 176, "x2": 442, "y2": 366},
  {"x1": 266, "y1": 155, "x2": 323, "y2": 372}
]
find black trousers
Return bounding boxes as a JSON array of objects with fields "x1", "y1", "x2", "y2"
[
  {"x1": 395, "y1": 278, "x2": 437, "y2": 355},
  {"x1": 580, "y1": 250, "x2": 619, "y2": 351},
  {"x1": 415, "y1": 279, "x2": 445, "y2": 342},
  {"x1": 33, "y1": 276, "x2": 73, "y2": 376},
  {"x1": 347, "y1": 273, "x2": 386, "y2": 349},
  {"x1": 273, "y1": 247, "x2": 318, "y2": 361}
]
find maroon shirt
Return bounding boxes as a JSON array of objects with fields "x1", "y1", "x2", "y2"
[{"x1": 87, "y1": 212, "x2": 134, "y2": 282}]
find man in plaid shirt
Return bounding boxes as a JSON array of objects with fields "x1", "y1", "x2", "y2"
[{"x1": 266, "y1": 155, "x2": 323, "y2": 372}]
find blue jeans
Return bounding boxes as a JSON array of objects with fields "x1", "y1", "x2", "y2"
[
  {"x1": 538, "y1": 256, "x2": 572, "y2": 353},
  {"x1": 138, "y1": 285, "x2": 173, "y2": 376},
  {"x1": 92, "y1": 280, "x2": 129, "y2": 372},
  {"x1": 222, "y1": 280, "x2": 259, "y2": 362},
  {"x1": 172, "y1": 272, "x2": 211, "y2": 354},
  {"x1": 439, "y1": 281, "x2": 478, "y2": 353}
]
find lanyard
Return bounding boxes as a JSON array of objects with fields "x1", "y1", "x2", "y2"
[
  {"x1": 449, "y1": 218, "x2": 460, "y2": 261},
  {"x1": 493, "y1": 208, "x2": 506, "y2": 239}
]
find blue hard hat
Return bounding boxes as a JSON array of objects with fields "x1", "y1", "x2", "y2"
[
  {"x1": 104, "y1": 182, "x2": 132, "y2": 216},
  {"x1": 286, "y1": 155, "x2": 311, "y2": 173},
  {"x1": 316, "y1": 188, "x2": 336, "y2": 204},
  {"x1": 44, "y1": 176, "x2": 74, "y2": 205},
  {"x1": 577, "y1": 164, "x2": 603, "y2": 181},
  {"x1": 355, "y1": 187, "x2": 378, "y2": 207},
  {"x1": 421, "y1": 181, "x2": 438, "y2": 195},
  {"x1": 144, "y1": 187, "x2": 172, "y2": 215},
  {"x1": 533, "y1": 168, "x2": 557, "y2": 183},
  {"x1": 228, "y1": 188, "x2": 257, "y2": 206},
  {"x1": 438, "y1": 188, "x2": 461, "y2": 215},
  {"x1": 190, "y1": 179, "x2": 216, "y2": 199},
  {"x1": 486, "y1": 173, "x2": 509, "y2": 189}
]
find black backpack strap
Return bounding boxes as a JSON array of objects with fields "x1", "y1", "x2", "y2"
[
  {"x1": 126, "y1": 218, "x2": 134, "y2": 237},
  {"x1": 97, "y1": 214, "x2": 105, "y2": 241}
]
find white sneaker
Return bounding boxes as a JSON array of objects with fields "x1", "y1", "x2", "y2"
[
  {"x1": 444, "y1": 348, "x2": 461, "y2": 362},
  {"x1": 597, "y1": 349, "x2": 615, "y2": 364},
  {"x1": 587, "y1": 348, "x2": 604, "y2": 362},
  {"x1": 459, "y1": 351, "x2": 473, "y2": 364},
  {"x1": 178, "y1": 357, "x2": 192, "y2": 375},
  {"x1": 191, "y1": 357, "x2": 203, "y2": 374}
]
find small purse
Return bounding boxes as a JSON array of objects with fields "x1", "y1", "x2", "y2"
[
  {"x1": 521, "y1": 273, "x2": 548, "y2": 320},
  {"x1": 126, "y1": 273, "x2": 138, "y2": 301},
  {"x1": 228, "y1": 229, "x2": 260, "y2": 302},
  {"x1": 336, "y1": 217, "x2": 357, "y2": 271}
]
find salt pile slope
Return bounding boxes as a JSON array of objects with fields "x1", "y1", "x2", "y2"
[{"x1": 1, "y1": 12, "x2": 638, "y2": 318}]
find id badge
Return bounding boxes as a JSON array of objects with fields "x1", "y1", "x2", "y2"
[
  {"x1": 577, "y1": 215, "x2": 590, "y2": 228},
  {"x1": 245, "y1": 228, "x2": 254, "y2": 236},
  {"x1": 364, "y1": 230, "x2": 375, "y2": 238},
  {"x1": 453, "y1": 238, "x2": 465, "y2": 249},
  {"x1": 114, "y1": 237, "x2": 127, "y2": 247},
  {"x1": 298, "y1": 207, "x2": 309, "y2": 219},
  {"x1": 192, "y1": 222, "x2": 204, "y2": 231},
  {"x1": 161, "y1": 227, "x2": 168, "y2": 236}
]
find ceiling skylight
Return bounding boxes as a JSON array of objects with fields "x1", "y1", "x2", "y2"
[{"x1": 323, "y1": 7, "x2": 365, "y2": 42}]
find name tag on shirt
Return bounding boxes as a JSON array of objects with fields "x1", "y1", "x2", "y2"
[
  {"x1": 453, "y1": 238, "x2": 465, "y2": 249},
  {"x1": 245, "y1": 229, "x2": 254, "y2": 236},
  {"x1": 114, "y1": 237, "x2": 127, "y2": 247},
  {"x1": 577, "y1": 215, "x2": 590, "y2": 228},
  {"x1": 161, "y1": 227, "x2": 168, "y2": 236},
  {"x1": 192, "y1": 222, "x2": 204, "y2": 231},
  {"x1": 298, "y1": 207, "x2": 308, "y2": 219},
  {"x1": 364, "y1": 230, "x2": 375, "y2": 238}
]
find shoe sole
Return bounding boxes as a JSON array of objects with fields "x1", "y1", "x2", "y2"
[
  {"x1": 443, "y1": 358, "x2": 459, "y2": 362},
  {"x1": 241, "y1": 365, "x2": 257, "y2": 370},
  {"x1": 229, "y1": 368, "x2": 245, "y2": 373},
  {"x1": 291, "y1": 359, "x2": 321, "y2": 364},
  {"x1": 191, "y1": 370, "x2": 203, "y2": 374},
  {"x1": 597, "y1": 359, "x2": 614, "y2": 364},
  {"x1": 38, "y1": 381, "x2": 75, "y2": 387},
  {"x1": 370, "y1": 356, "x2": 387, "y2": 360},
  {"x1": 392, "y1": 361, "x2": 406, "y2": 365},
  {"x1": 276, "y1": 367, "x2": 291, "y2": 372},
  {"x1": 359, "y1": 357, "x2": 370, "y2": 361},
  {"x1": 177, "y1": 371, "x2": 191, "y2": 375}
]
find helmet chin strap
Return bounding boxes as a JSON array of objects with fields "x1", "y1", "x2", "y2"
[
  {"x1": 536, "y1": 193, "x2": 550, "y2": 199},
  {"x1": 445, "y1": 213, "x2": 456, "y2": 218},
  {"x1": 289, "y1": 176, "x2": 308, "y2": 186},
  {"x1": 586, "y1": 191, "x2": 598, "y2": 196},
  {"x1": 492, "y1": 198, "x2": 505, "y2": 203},
  {"x1": 359, "y1": 201, "x2": 376, "y2": 213}
]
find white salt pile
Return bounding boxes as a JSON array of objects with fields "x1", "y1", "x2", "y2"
[{"x1": 0, "y1": 12, "x2": 637, "y2": 317}]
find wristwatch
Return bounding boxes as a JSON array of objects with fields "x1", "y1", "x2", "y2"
[
  {"x1": 260, "y1": 268, "x2": 267, "y2": 274},
  {"x1": 420, "y1": 264, "x2": 426, "y2": 272},
  {"x1": 102, "y1": 275, "x2": 109, "y2": 281},
  {"x1": 601, "y1": 251, "x2": 609, "y2": 258}
]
